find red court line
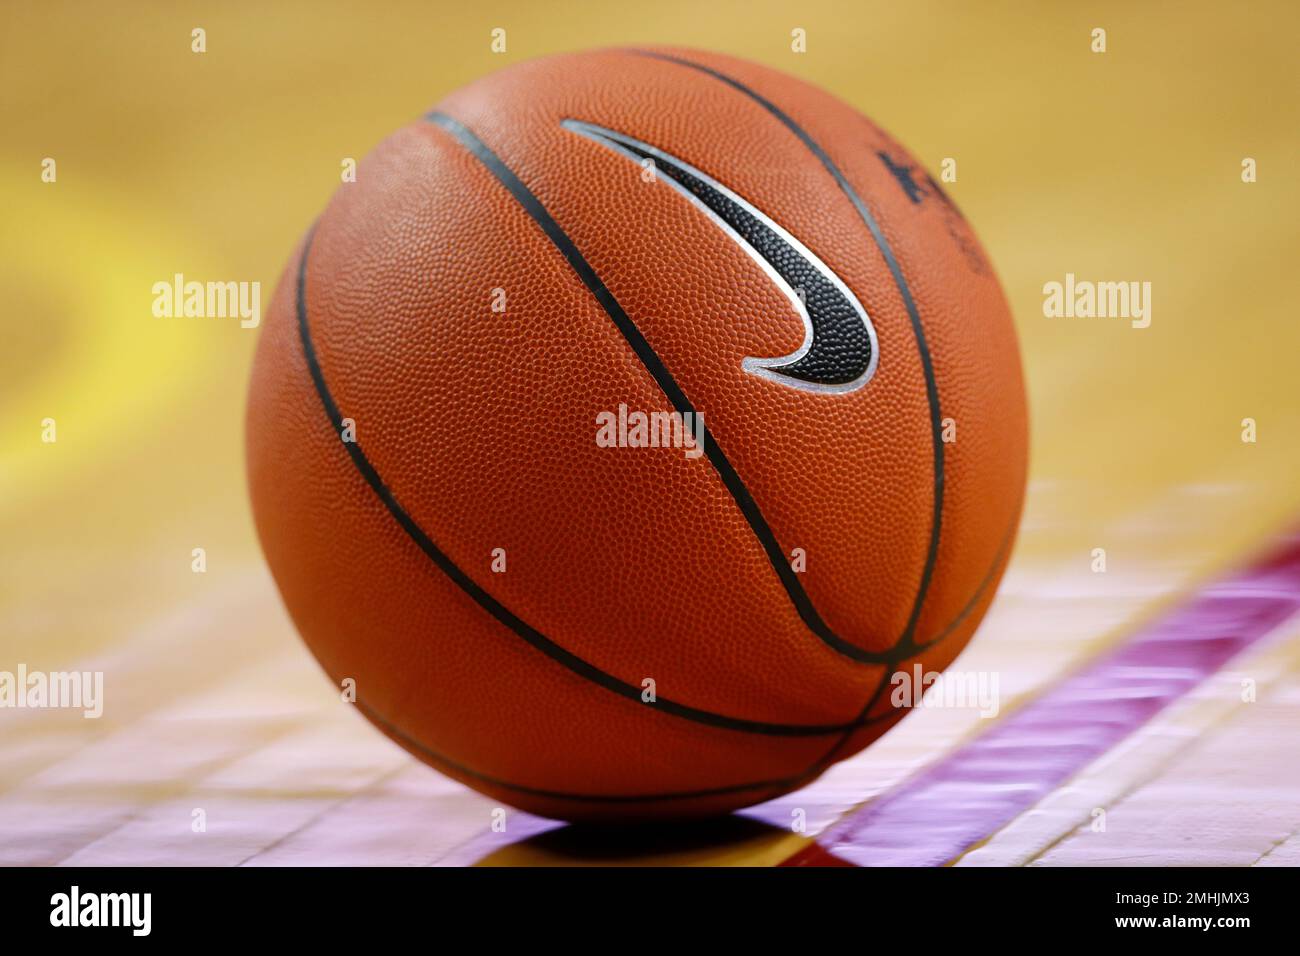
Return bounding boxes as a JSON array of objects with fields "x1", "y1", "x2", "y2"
[{"x1": 782, "y1": 530, "x2": 1300, "y2": 867}]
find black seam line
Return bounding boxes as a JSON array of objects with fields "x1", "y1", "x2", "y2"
[
  {"x1": 911, "y1": 517, "x2": 1017, "y2": 652},
  {"x1": 293, "y1": 228, "x2": 882, "y2": 739},
  {"x1": 425, "y1": 109, "x2": 891, "y2": 668},
  {"x1": 807, "y1": 510, "x2": 1018, "y2": 773},
  {"x1": 360, "y1": 516, "x2": 1007, "y2": 805},
  {"x1": 353, "y1": 696, "x2": 802, "y2": 804},
  {"x1": 625, "y1": 51, "x2": 946, "y2": 659},
  {"x1": 356, "y1": 551, "x2": 995, "y2": 806}
]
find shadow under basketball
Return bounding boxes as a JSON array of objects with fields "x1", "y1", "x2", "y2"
[{"x1": 475, "y1": 815, "x2": 800, "y2": 867}]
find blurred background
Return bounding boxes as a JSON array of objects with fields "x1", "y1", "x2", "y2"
[{"x1": 2, "y1": 0, "x2": 1298, "y2": 865}]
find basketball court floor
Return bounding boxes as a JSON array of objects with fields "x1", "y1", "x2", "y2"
[{"x1": 2, "y1": 2, "x2": 1298, "y2": 866}]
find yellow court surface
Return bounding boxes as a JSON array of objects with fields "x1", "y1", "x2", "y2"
[{"x1": 2, "y1": 1, "x2": 1298, "y2": 866}]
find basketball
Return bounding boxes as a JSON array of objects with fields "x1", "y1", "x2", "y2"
[{"x1": 245, "y1": 47, "x2": 1028, "y2": 821}]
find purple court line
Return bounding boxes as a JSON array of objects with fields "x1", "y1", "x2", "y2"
[{"x1": 782, "y1": 529, "x2": 1300, "y2": 867}]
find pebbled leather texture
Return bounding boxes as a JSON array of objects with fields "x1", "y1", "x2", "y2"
[{"x1": 245, "y1": 47, "x2": 1029, "y2": 821}]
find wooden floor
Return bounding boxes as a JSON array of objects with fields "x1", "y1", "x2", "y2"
[{"x1": 2, "y1": 1, "x2": 1298, "y2": 866}]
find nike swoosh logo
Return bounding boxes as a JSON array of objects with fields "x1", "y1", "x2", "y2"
[{"x1": 562, "y1": 119, "x2": 879, "y2": 393}]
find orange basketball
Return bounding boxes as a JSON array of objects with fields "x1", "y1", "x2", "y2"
[{"x1": 246, "y1": 48, "x2": 1028, "y2": 821}]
